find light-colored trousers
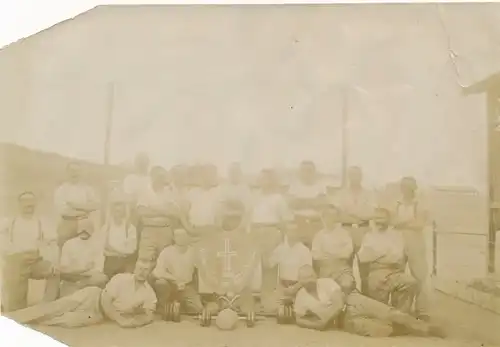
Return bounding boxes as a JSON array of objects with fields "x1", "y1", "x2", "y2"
[
  {"x1": 343, "y1": 292, "x2": 430, "y2": 337},
  {"x1": 399, "y1": 228, "x2": 431, "y2": 316}
]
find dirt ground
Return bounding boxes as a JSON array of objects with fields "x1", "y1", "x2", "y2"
[{"x1": 30, "y1": 292, "x2": 500, "y2": 347}]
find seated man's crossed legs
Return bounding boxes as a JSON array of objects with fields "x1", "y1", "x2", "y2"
[{"x1": 153, "y1": 278, "x2": 203, "y2": 314}]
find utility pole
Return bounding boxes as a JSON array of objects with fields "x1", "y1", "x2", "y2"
[
  {"x1": 101, "y1": 82, "x2": 115, "y2": 224},
  {"x1": 341, "y1": 85, "x2": 349, "y2": 187}
]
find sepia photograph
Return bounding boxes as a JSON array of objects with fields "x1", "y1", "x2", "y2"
[{"x1": 1, "y1": 2, "x2": 500, "y2": 346}]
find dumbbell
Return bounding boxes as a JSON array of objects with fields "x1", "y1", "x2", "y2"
[
  {"x1": 162, "y1": 302, "x2": 181, "y2": 322},
  {"x1": 276, "y1": 303, "x2": 295, "y2": 324}
]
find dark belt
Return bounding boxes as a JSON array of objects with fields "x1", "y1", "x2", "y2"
[{"x1": 342, "y1": 222, "x2": 369, "y2": 228}]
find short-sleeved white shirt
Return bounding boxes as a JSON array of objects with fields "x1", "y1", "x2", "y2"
[
  {"x1": 269, "y1": 241, "x2": 312, "y2": 281},
  {"x1": 294, "y1": 278, "x2": 345, "y2": 319},
  {"x1": 104, "y1": 273, "x2": 157, "y2": 313},
  {"x1": 250, "y1": 192, "x2": 293, "y2": 224},
  {"x1": 53, "y1": 182, "x2": 99, "y2": 217}
]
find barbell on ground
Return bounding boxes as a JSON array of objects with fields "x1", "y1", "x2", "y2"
[{"x1": 162, "y1": 303, "x2": 260, "y2": 327}]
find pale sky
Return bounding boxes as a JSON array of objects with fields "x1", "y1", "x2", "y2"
[{"x1": 0, "y1": 1, "x2": 498, "y2": 190}]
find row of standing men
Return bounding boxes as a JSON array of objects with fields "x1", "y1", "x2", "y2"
[{"x1": 1, "y1": 155, "x2": 432, "y2": 329}]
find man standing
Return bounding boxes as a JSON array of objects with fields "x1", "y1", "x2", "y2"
[
  {"x1": 185, "y1": 164, "x2": 221, "y2": 243},
  {"x1": 123, "y1": 153, "x2": 150, "y2": 231},
  {"x1": 152, "y1": 228, "x2": 203, "y2": 315},
  {"x1": 249, "y1": 169, "x2": 293, "y2": 312},
  {"x1": 1, "y1": 191, "x2": 59, "y2": 312},
  {"x1": 136, "y1": 166, "x2": 181, "y2": 269},
  {"x1": 288, "y1": 161, "x2": 327, "y2": 248},
  {"x1": 219, "y1": 163, "x2": 253, "y2": 209},
  {"x1": 59, "y1": 219, "x2": 108, "y2": 297},
  {"x1": 312, "y1": 203, "x2": 355, "y2": 294},
  {"x1": 102, "y1": 193, "x2": 138, "y2": 278},
  {"x1": 358, "y1": 208, "x2": 416, "y2": 313},
  {"x1": 53, "y1": 161, "x2": 100, "y2": 248},
  {"x1": 334, "y1": 166, "x2": 375, "y2": 294},
  {"x1": 389, "y1": 176, "x2": 432, "y2": 321},
  {"x1": 8, "y1": 260, "x2": 157, "y2": 329}
]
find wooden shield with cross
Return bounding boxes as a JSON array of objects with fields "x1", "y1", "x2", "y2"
[{"x1": 194, "y1": 230, "x2": 261, "y2": 294}]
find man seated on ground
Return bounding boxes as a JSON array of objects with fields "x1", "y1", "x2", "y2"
[
  {"x1": 312, "y1": 203, "x2": 355, "y2": 294},
  {"x1": 358, "y1": 207, "x2": 416, "y2": 313},
  {"x1": 293, "y1": 265, "x2": 345, "y2": 331},
  {"x1": 294, "y1": 265, "x2": 444, "y2": 338},
  {"x1": 59, "y1": 219, "x2": 108, "y2": 297},
  {"x1": 1, "y1": 191, "x2": 59, "y2": 312},
  {"x1": 102, "y1": 192, "x2": 138, "y2": 278},
  {"x1": 152, "y1": 228, "x2": 203, "y2": 315},
  {"x1": 8, "y1": 260, "x2": 157, "y2": 329},
  {"x1": 268, "y1": 221, "x2": 312, "y2": 304}
]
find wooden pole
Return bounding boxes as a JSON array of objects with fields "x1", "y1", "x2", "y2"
[
  {"x1": 341, "y1": 86, "x2": 349, "y2": 187},
  {"x1": 487, "y1": 90, "x2": 497, "y2": 274},
  {"x1": 101, "y1": 82, "x2": 115, "y2": 225}
]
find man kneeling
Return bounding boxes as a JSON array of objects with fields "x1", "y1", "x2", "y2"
[
  {"x1": 294, "y1": 266, "x2": 444, "y2": 338},
  {"x1": 8, "y1": 261, "x2": 157, "y2": 329}
]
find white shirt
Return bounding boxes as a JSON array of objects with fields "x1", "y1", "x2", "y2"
[
  {"x1": 294, "y1": 278, "x2": 345, "y2": 319},
  {"x1": 269, "y1": 240, "x2": 312, "y2": 281},
  {"x1": 218, "y1": 183, "x2": 253, "y2": 207},
  {"x1": 312, "y1": 226, "x2": 353, "y2": 261},
  {"x1": 334, "y1": 187, "x2": 375, "y2": 219},
  {"x1": 288, "y1": 181, "x2": 326, "y2": 217},
  {"x1": 392, "y1": 197, "x2": 430, "y2": 225},
  {"x1": 0, "y1": 216, "x2": 56, "y2": 256},
  {"x1": 53, "y1": 182, "x2": 99, "y2": 217},
  {"x1": 357, "y1": 227, "x2": 405, "y2": 265},
  {"x1": 137, "y1": 185, "x2": 178, "y2": 226},
  {"x1": 153, "y1": 246, "x2": 195, "y2": 284},
  {"x1": 250, "y1": 192, "x2": 293, "y2": 224},
  {"x1": 104, "y1": 273, "x2": 157, "y2": 313},
  {"x1": 187, "y1": 187, "x2": 221, "y2": 226},
  {"x1": 123, "y1": 173, "x2": 150, "y2": 203},
  {"x1": 102, "y1": 221, "x2": 137, "y2": 257},
  {"x1": 60, "y1": 237, "x2": 104, "y2": 273}
]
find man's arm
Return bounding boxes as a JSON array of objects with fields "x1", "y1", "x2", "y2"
[
  {"x1": 100, "y1": 289, "x2": 130, "y2": 327},
  {"x1": 151, "y1": 250, "x2": 177, "y2": 281},
  {"x1": 296, "y1": 314, "x2": 329, "y2": 331},
  {"x1": 67, "y1": 187, "x2": 100, "y2": 212}
]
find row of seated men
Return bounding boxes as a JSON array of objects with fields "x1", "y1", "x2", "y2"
[{"x1": 1, "y1": 188, "x2": 443, "y2": 338}]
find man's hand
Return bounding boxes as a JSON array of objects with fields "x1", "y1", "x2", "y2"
[{"x1": 177, "y1": 282, "x2": 186, "y2": 291}]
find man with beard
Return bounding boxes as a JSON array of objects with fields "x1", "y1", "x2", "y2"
[
  {"x1": 7, "y1": 260, "x2": 157, "y2": 329},
  {"x1": 334, "y1": 166, "x2": 375, "y2": 294},
  {"x1": 288, "y1": 161, "x2": 327, "y2": 248},
  {"x1": 293, "y1": 265, "x2": 444, "y2": 338},
  {"x1": 1, "y1": 191, "x2": 59, "y2": 312},
  {"x1": 358, "y1": 207, "x2": 416, "y2": 313}
]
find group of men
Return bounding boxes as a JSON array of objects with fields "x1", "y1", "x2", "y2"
[{"x1": 1, "y1": 153, "x2": 444, "y2": 338}]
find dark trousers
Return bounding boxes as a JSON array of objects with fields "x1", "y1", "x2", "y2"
[{"x1": 103, "y1": 255, "x2": 136, "y2": 279}]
